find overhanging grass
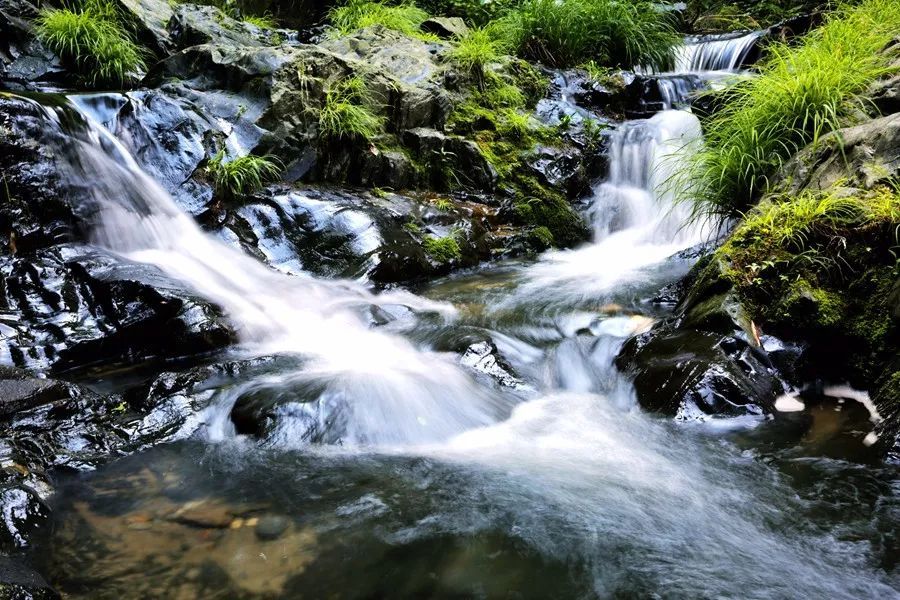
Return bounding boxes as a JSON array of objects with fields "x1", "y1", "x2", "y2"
[
  {"x1": 493, "y1": 0, "x2": 678, "y2": 69},
  {"x1": 683, "y1": 0, "x2": 900, "y2": 220},
  {"x1": 446, "y1": 27, "x2": 510, "y2": 88},
  {"x1": 35, "y1": 0, "x2": 146, "y2": 87}
]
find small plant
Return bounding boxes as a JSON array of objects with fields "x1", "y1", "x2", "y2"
[
  {"x1": 446, "y1": 27, "x2": 507, "y2": 89},
  {"x1": 329, "y1": 0, "x2": 433, "y2": 38},
  {"x1": 207, "y1": 150, "x2": 283, "y2": 199},
  {"x1": 35, "y1": 0, "x2": 146, "y2": 87},
  {"x1": 423, "y1": 235, "x2": 462, "y2": 263},
  {"x1": 318, "y1": 76, "x2": 385, "y2": 141},
  {"x1": 433, "y1": 198, "x2": 453, "y2": 211},
  {"x1": 244, "y1": 13, "x2": 278, "y2": 28},
  {"x1": 497, "y1": 109, "x2": 532, "y2": 140}
]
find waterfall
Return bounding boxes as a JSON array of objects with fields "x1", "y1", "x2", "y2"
[
  {"x1": 515, "y1": 110, "x2": 706, "y2": 303},
  {"x1": 674, "y1": 30, "x2": 765, "y2": 73},
  {"x1": 37, "y1": 96, "x2": 514, "y2": 446}
]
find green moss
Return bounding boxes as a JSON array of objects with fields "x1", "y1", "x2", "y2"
[
  {"x1": 778, "y1": 280, "x2": 846, "y2": 328},
  {"x1": 530, "y1": 225, "x2": 554, "y2": 248},
  {"x1": 423, "y1": 235, "x2": 462, "y2": 263}
]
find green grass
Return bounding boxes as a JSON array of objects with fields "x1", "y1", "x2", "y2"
[
  {"x1": 244, "y1": 13, "x2": 278, "y2": 28},
  {"x1": 446, "y1": 27, "x2": 509, "y2": 88},
  {"x1": 35, "y1": 0, "x2": 146, "y2": 87},
  {"x1": 207, "y1": 151, "x2": 283, "y2": 199},
  {"x1": 683, "y1": 0, "x2": 900, "y2": 220},
  {"x1": 329, "y1": 0, "x2": 434, "y2": 38},
  {"x1": 492, "y1": 0, "x2": 678, "y2": 69},
  {"x1": 318, "y1": 76, "x2": 385, "y2": 141}
]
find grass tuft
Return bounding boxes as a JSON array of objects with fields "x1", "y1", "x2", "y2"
[
  {"x1": 35, "y1": 0, "x2": 146, "y2": 87},
  {"x1": 329, "y1": 0, "x2": 434, "y2": 38},
  {"x1": 446, "y1": 27, "x2": 509, "y2": 88},
  {"x1": 682, "y1": 0, "x2": 900, "y2": 220},
  {"x1": 318, "y1": 76, "x2": 385, "y2": 141},
  {"x1": 244, "y1": 13, "x2": 278, "y2": 28},
  {"x1": 492, "y1": 0, "x2": 678, "y2": 69},
  {"x1": 207, "y1": 151, "x2": 283, "y2": 199}
]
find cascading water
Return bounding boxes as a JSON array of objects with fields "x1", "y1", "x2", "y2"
[
  {"x1": 675, "y1": 30, "x2": 765, "y2": 73},
  {"x1": 649, "y1": 29, "x2": 764, "y2": 109},
  {"x1": 39, "y1": 96, "x2": 514, "y2": 447},
  {"x1": 13, "y1": 40, "x2": 899, "y2": 595}
]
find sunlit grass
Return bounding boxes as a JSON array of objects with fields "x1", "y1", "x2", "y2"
[
  {"x1": 35, "y1": 0, "x2": 146, "y2": 87},
  {"x1": 683, "y1": 0, "x2": 900, "y2": 220}
]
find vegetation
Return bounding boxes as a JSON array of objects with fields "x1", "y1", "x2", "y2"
[
  {"x1": 34, "y1": 0, "x2": 146, "y2": 87},
  {"x1": 244, "y1": 13, "x2": 278, "y2": 28},
  {"x1": 683, "y1": 0, "x2": 900, "y2": 220},
  {"x1": 492, "y1": 0, "x2": 679, "y2": 69},
  {"x1": 318, "y1": 76, "x2": 385, "y2": 141},
  {"x1": 207, "y1": 150, "x2": 283, "y2": 199},
  {"x1": 446, "y1": 27, "x2": 508, "y2": 88},
  {"x1": 714, "y1": 186, "x2": 900, "y2": 378},
  {"x1": 423, "y1": 234, "x2": 462, "y2": 263},
  {"x1": 684, "y1": 0, "x2": 821, "y2": 31},
  {"x1": 329, "y1": 0, "x2": 434, "y2": 38},
  {"x1": 418, "y1": 0, "x2": 518, "y2": 26}
]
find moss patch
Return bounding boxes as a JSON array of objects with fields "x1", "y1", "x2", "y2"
[
  {"x1": 714, "y1": 186, "x2": 900, "y2": 384},
  {"x1": 423, "y1": 235, "x2": 462, "y2": 263}
]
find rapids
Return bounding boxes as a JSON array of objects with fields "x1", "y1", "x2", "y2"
[{"x1": 10, "y1": 31, "x2": 900, "y2": 599}]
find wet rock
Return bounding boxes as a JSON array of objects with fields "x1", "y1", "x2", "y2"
[
  {"x1": 617, "y1": 327, "x2": 781, "y2": 418},
  {"x1": 115, "y1": 0, "x2": 174, "y2": 57},
  {"x1": 0, "y1": 557, "x2": 58, "y2": 600},
  {"x1": 0, "y1": 0, "x2": 66, "y2": 90},
  {"x1": 460, "y1": 341, "x2": 530, "y2": 391},
  {"x1": 0, "y1": 485, "x2": 49, "y2": 552},
  {"x1": 0, "y1": 367, "x2": 85, "y2": 419},
  {"x1": 171, "y1": 500, "x2": 233, "y2": 528},
  {"x1": 168, "y1": 4, "x2": 278, "y2": 50},
  {"x1": 421, "y1": 16, "x2": 469, "y2": 39},
  {"x1": 255, "y1": 514, "x2": 291, "y2": 540}
]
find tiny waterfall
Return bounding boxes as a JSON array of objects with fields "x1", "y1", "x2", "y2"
[
  {"x1": 37, "y1": 96, "x2": 512, "y2": 446},
  {"x1": 516, "y1": 110, "x2": 706, "y2": 302},
  {"x1": 675, "y1": 30, "x2": 765, "y2": 73}
]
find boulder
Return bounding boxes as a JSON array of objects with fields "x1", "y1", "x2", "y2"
[
  {"x1": 421, "y1": 16, "x2": 469, "y2": 39},
  {"x1": 780, "y1": 112, "x2": 900, "y2": 193},
  {"x1": 0, "y1": 0, "x2": 66, "y2": 90},
  {"x1": 115, "y1": 0, "x2": 175, "y2": 57}
]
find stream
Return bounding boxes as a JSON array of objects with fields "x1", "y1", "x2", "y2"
[{"x1": 10, "y1": 32, "x2": 900, "y2": 599}]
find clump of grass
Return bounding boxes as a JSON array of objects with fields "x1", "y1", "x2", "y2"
[
  {"x1": 684, "y1": 0, "x2": 900, "y2": 220},
  {"x1": 493, "y1": 0, "x2": 678, "y2": 69},
  {"x1": 446, "y1": 27, "x2": 509, "y2": 89},
  {"x1": 329, "y1": 0, "x2": 433, "y2": 38},
  {"x1": 244, "y1": 13, "x2": 278, "y2": 28},
  {"x1": 318, "y1": 76, "x2": 385, "y2": 141},
  {"x1": 423, "y1": 235, "x2": 462, "y2": 263},
  {"x1": 207, "y1": 150, "x2": 283, "y2": 199},
  {"x1": 35, "y1": 0, "x2": 146, "y2": 87}
]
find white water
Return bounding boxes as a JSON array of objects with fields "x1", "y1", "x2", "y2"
[
  {"x1": 511, "y1": 110, "x2": 708, "y2": 304},
  {"x1": 675, "y1": 30, "x2": 765, "y2": 73},
  {"x1": 53, "y1": 104, "x2": 513, "y2": 447}
]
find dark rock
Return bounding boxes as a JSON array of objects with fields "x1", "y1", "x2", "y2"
[
  {"x1": 420, "y1": 16, "x2": 468, "y2": 39},
  {"x1": 0, "y1": 0, "x2": 66, "y2": 90},
  {"x1": 401, "y1": 127, "x2": 498, "y2": 191},
  {"x1": 0, "y1": 557, "x2": 58, "y2": 600},
  {"x1": 0, "y1": 485, "x2": 49, "y2": 552},
  {"x1": 617, "y1": 327, "x2": 781, "y2": 418},
  {"x1": 255, "y1": 514, "x2": 291, "y2": 540}
]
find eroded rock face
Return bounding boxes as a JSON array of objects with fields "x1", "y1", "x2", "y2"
[{"x1": 781, "y1": 112, "x2": 900, "y2": 193}]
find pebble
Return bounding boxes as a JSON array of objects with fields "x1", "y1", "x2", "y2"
[{"x1": 255, "y1": 515, "x2": 291, "y2": 541}]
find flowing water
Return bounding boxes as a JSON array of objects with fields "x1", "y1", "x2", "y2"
[{"x1": 13, "y1": 34, "x2": 900, "y2": 599}]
